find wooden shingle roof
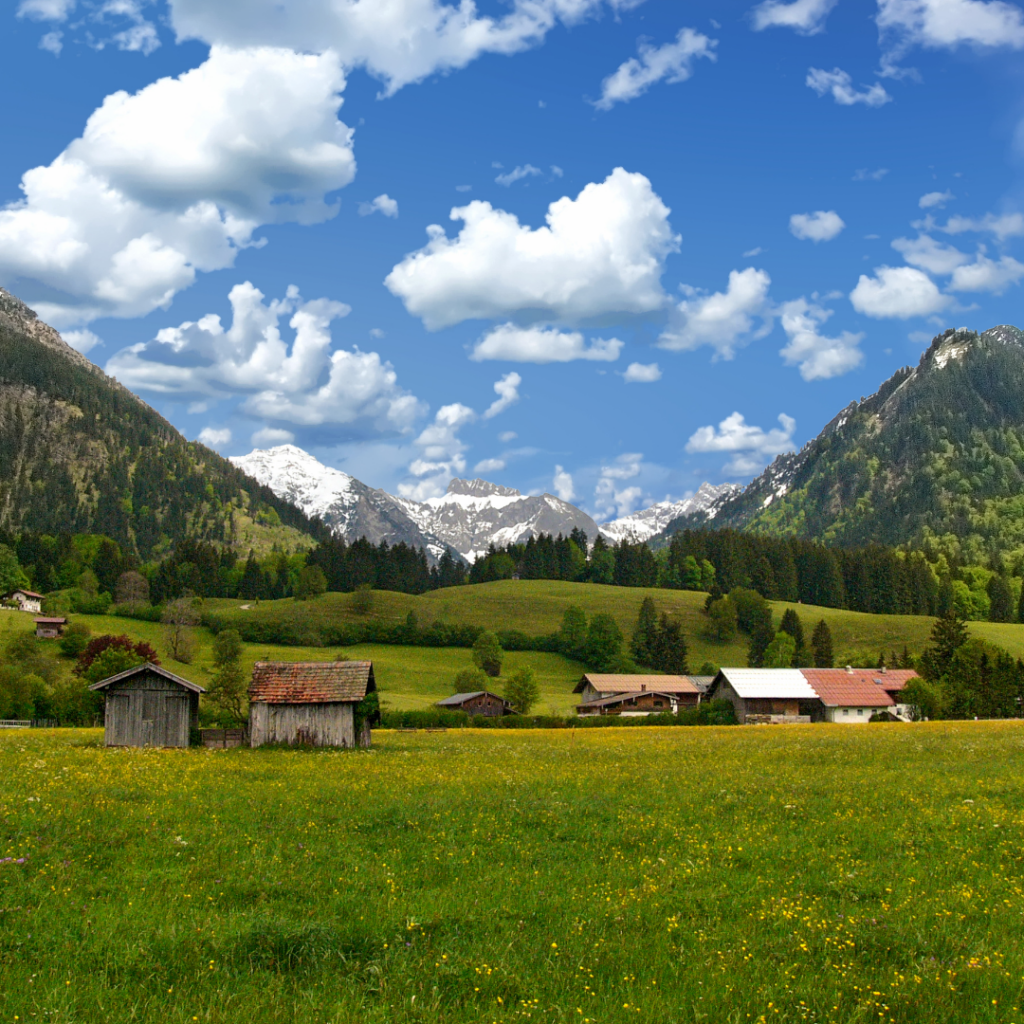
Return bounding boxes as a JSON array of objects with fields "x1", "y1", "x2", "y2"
[{"x1": 249, "y1": 661, "x2": 375, "y2": 704}]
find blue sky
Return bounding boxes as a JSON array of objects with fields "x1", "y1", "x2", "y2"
[{"x1": 2, "y1": 0, "x2": 1024, "y2": 520}]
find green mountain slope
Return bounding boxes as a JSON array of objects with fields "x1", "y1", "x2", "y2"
[
  {"x1": 679, "y1": 325, "x2": 1024, "y2": 564},
  {"x1": 0, "y1": 287, "x2": 325, "y2": 558}
]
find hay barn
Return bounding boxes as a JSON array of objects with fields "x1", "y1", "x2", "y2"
[{"x1": 90, "y1": 664, "x2": 203, "y2": 748}]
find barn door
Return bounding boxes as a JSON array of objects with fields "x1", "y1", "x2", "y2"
[
  {"x1": 106, "y1": 694, "x2": 129, "y2": 746},
  {"x1": 141, "y1": 691, "x2": 159, "y2": 746},
  {"x1": 163, "y1": 695, "x2": 190, "y2": 747}
]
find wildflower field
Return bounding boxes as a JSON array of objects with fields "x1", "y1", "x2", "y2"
[{"x1": 2, "y1": 723, "x2": 1024, "y2": 1024}]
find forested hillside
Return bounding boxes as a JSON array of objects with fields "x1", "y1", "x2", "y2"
[{"x1": 0, "y1": 288, "x2": 324, "y2": 559}]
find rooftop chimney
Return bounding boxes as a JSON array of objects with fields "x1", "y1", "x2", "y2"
[
  {"x1": 881, "y1": 665, "x2": 887, "y2": 674},
  {"x1": 846, "y1": 665, "x2": 853, "y2": 674}
]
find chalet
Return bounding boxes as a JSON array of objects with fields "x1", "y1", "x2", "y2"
[
  {"x1": 436, "y1": 691, "x2": 512, "y2": 717},
  {"x1": 573, "y1": 674, "x2": 702, "y2": 705},
  {"x1": 800, "y1": 667, "x2": 918, "y2": 723},
  {"x1": 3, "y1": 590, "x2": 43, "y2": 614},
  {"x1": 89, "y1": 664, "x2": 204, "y2": 748},
  {"x1": 708, "y1": 668, "x2": 818, "y2": 724},
  {"x1": 34, "y1": 616, "x2": 67, "y2": 639},
  {"x1": 577, "y1": 689, "x2": 689, "y2": 716},
  {"x1": 249, "y1": 661, "x2": 377, "y2": 749}
]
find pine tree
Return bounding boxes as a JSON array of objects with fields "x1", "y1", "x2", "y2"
[
  {"x1": 652, "y1": 613, "x2": 689, "y2": 674},
  {"x1": 987, "y1": 574, "x2": 1014, "y2": 623},
  {"x1": 919, "y1": 610, "x2": 970, "y2": 681},
  {"x1": 811, "y1": 619, "x2": 833, "y2": 668},
  {"x1": 630, "y1": 597, "x2": 659, "y2": 667},
  {"x1": 746, "y1": 605, "x2": 775, "y2": 667}
]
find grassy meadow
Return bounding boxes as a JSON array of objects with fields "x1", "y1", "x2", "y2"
[{"x1": 3, "y1": 723, "x2": 1024, "y2": 1023}]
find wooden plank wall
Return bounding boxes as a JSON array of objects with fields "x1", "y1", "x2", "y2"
[
  {"x1": 102, "y1": 671, "x2": 194, "y2": 748},
  {"x1": 249, "y1": 702, "x2": 355, "y2": 748}
]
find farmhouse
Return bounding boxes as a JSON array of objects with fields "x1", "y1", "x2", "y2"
[
  {"x1": 249, "y1": 661, "x2": 377, "y2": 749},
  {"x1": 709, "y1": 668, "x2": 819, "y2": 724},
  {"x1": 3, "y1": 589, "x2": 43, "y2": 613},
  {"x1": 436, "y1": 691, "x2": 512, "y2": 716},
  {"x1": 34, "y1": 616, "x2": 67, "y2": 639},
  {"x1": 89, "y1": 663, "x2": 204, "y2": 748},
  {"x1": 574, "y1": 674, "x2": 702, "y2": 717},
  {"x1": 800, "y1": 667, "x2": 918, "y2": 723},
  {"x1": 577, "y1": 689, "x2": 691, "y2": 716}
]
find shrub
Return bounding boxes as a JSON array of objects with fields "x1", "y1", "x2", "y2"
[{"x1": 472, "y1": 631, "x2": 504, "y2": 677}]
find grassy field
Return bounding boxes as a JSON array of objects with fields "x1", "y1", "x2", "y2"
[{"x1": 3, "y1": 723, "x2": 1024, "y2": 1023}]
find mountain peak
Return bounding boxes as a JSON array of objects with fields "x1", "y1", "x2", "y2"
[
  {"x1": 446, "y1": 478, "x2": 522, "y2": 498},
  {"x1": 0, "y1": 286, "x2": 96, "y2": 372}
]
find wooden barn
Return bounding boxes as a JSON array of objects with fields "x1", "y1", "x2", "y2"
[
  {"x1": 576, "y1": 689, "x2": 690, "y2": 716},
  {"x1": 435, "y1": 691, "x2": 512, "y2": 716},
  {"x1": 708, "y1": 668, "x2": 819, "y2": 724},
  {"x1": 89, "y1": 664, "x2": 204, "y2": 748},
  {"x1": 573, "y1": 674, "x2": 702, "y2": 706},
  {"x1": 34, "y1": 616, "x2": 67, "y2": 639},
  {"x1": 249, "y1": 661, "x2": 377, "y2": 749}
]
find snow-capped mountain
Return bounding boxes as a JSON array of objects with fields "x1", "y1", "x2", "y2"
[{"x1": 598, "y1": 483, "x2": 742, "y2": 543}]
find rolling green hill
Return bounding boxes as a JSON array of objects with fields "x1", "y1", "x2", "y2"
[{"x1": 0, "y1": 287, "x2": 323, "y2": 559}]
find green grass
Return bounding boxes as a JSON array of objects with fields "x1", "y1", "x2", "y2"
[{"x1": 3, "y1": 722, "x2": 1024, "y2": 1023}]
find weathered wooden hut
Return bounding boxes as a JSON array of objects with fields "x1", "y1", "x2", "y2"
[
  {"x1": 89, "y1": 664, "x2": 204, "y2": 747},
  {"x1": 435, "y1": 691, "x2": 511, "y2": 717},
  {"x1": 248, "y1": 661, "x2": 376, "y2": 748},
  {"x1": 34, "y1": 616, "x2": 67, "y2": 638}
]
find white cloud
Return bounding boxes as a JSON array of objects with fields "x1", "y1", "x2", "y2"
[
  {"x1": 0, "y1": 47, "x2": 355, "y2": 326},
  {"x1": 474, "y1": 457, "x2": 506, "y2": 474},
  {"x1": 470, "y1": 323, "x2": 623, "y2": 363},
  {"x1": 198, "y1": 426, "x2": 232, "y2": 447},
  {"x1": 751, "y1": 0, "x2": 837, "y2": 34},
  {"x1": 455, "y1": 184, "x2": 472, "y2": 192},
  {"x1": 495, "y1": 164, "x2": 542, "y2": 187},
  {"x1": 166, "y1": 0, "x2": 645, "y2": 97},
  {"x1": 947, "y1": 254, "x2": 1024, "y2": 293},
  {"x1": 594, "y1": 27, "x2": 716, "y2": 110},
  {"x1": 658, "y1": 267, "x2": 772, "y2": 358},
  {"x1": 919, "y1": 190, "x2": 954, "y2": 209},
  {"x1": 686, "y1": 412, "x2": 796, "y2": 476},
  {"x1": 61, "y1": 328, "x2": 102, "y2": 354},
  {"x1": 778, "y1": 299, "x2": 864, "y2": 380},
  {"x1": 806, "y1": 67, "x2": 892, "y2": 106},
  {"x1": 891, "y1": 233, "x2": 969, "y2": 274},
  {"x1": 551, "y1": 165, "x2": 563, "y2": 177},
  {"x1": 252, "y1": 427, "x2": 296, "y2": 447},
  {"x1": 106, "y1": 281, "x2": 425, "y2": 434},
  {"x1": 499, "y1": 431, "x2": 518, "y2": 443},
  {"x1": 359, "y1": 194, "x2": 399, "y2": 218},
  {"x1": 594, "y1": 453, "x2": 644, "y2": 519},
  {"x1": 743, "y1": 246, "x2": 764, "y2": 257},
  {"x1": 553, "y1": 465, "x2": 575, "y2": 501},
  {"x1": 399, "y1": 402, "x2": 477, "y2": 500},
  {"x1": 40, "y1": 30, "x2": 64, "y2": 53},
  {"x1": 789, "y1": 210, "x2": 845, "y2": 242},
  {"x1": 877, "y1": 0, "x2": 1024, "y2": 56},
  {"x1": 385, "y1": 168, "x2": 678, "y2": 329},
  {"x1": 17, "y1": 0, "x2": 75, "y2": 19},
  {"x1": 849, "y1": 265, "x2": 951, "y2": 318},
  {"x1": 930, "y1": 212, "x2": 1024, "y2": 240},
  {"x1": 483, "y1": 372, "x2": 521, "y2": 419},
  {"x1": 853, "y1": 168, "x2": 889, "y2": 181},
  {"x1": 623, "y1": 361, "x2": 662, "y2": 382}
]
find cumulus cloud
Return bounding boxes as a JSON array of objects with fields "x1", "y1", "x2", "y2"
[
  {"x1": 594, "y1": 453, "x2": 644, "y2": 519},
  {"x1": 385, "y1": 168, "x2": 678, "y2": 330},
  {"x1": 40, "y1": 30, "x2": 64, "y2": 53},
  {"x1": 790, "y1": 210, "x2": 845, "y2": 242},
  {"x1": 623, "y1": 362, "x2": 662, "y2": 382},
  {"x1": 594, "y1": 27, "x2": 716, "y2": 110},
  {"x1": 252, "y1": 427, "x2": 296, "y2": 447},
  {"x1": 61, "y1": 328, "x2": 102, "y2": 354},
  {"x1": 920, "y1": 190, "x2": 955, "y2": 209},
  {"x1": 686, "y1": 412, "x2": 796, "y2": 476},
  {"x1": 947, "y1": 254, "x2": 1024, "y2": 293},
  {"x1": 0, "y1": 46, "x2": 355, "y2": 326},
  {"x1": 751, "y1": 0, "x2": 837, "y2": 33},
  {"x1": 553, "y1": 465, "x2": 575, "y2": 502},
  {"x1": 166, "y1": 0, "x2": 645, "y2": 96},
  {"x1": 470, "y1": 324, "x2": 623, "y2": 363},
  {"x1": 399, "y1": 402, "x2": 477, "y2": 500},
  {"x1": 107, "y1": 281, "x2": 424, "y2": 435},
  {"x1": 495, "y1": 164, "x2": 542, "y2": 187},
  {"x1": 854, "y1": 168, "x2": 889, "y2": 181},
  {"x1": 891, "y1": 233, "x2": 969, "y2": 274},
  {"x1": 877, "y1": 0, "x2": 1024, "y2": 59},
  {"x1": 778, "y1": 299, "x2": 864, "y2": 380},
  {"x1": 849, "y1": 265, "x2": 951, "y2": 318},
  {"x1": 474, "y1": 457, "x2": 506, "y2": 473},
  {"x1": 359, "y1": 194, "x2": 399, "y2": 217},
  {"x1": 658, "y1": 267, "x2": 772, "y2": 358},
  {"x1": 18, "y1": 0, "x2": 75, "y2": 18},
  {"x1": 806, "y1": 67, "x2": 892, "y2": 106},
  {"x1": 483, "y1": 372, "x2": 522, "y2": 419},
  {"x1": 198, "y1": 426, "x2": 232, "y2": 448},
  {"x1": 928, "y1": 212, "x2": 1024, "y2": 240}
]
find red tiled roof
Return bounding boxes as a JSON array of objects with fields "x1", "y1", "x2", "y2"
[
  {"x1": 249, "y1": 661, "x2": 375, "y2": 704},
  {"x1": 14, "y1": 590, "x2": 44, "y2": 599},
  {"x1": 799, "y1": 668, "x2": 915, "y2": 707}
]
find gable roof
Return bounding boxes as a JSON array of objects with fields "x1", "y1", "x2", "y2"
[
  {"x1": 573, "y1": 674, "x2": 701, "y2": 695},
  {"x1": 34, "y1": 616, "x2": 67, "y2": 624},
  {"x1": 88, "y1": 662, "x2": 205, "y2": 693},
  {"x1": 436, "y1": 690, "x2": 509, "y2": 707},
  {"x1": 578, "y1": 690, "x2": 686, "y2": 710},
  {"x1": 11, "y1": 590, "x2": 44, "y2": 599},
  {"x1": 713, "y1": 668, "x2": 817, "y2": 700},
  {"x1": 800, "y1": 668, "x2": 908, "y2": 707},
  {"x1": 249, "y1": 661, "x2": 375, "y2": 704}
]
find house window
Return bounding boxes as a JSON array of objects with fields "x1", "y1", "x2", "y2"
[
  {"x1": 857, "y1": 708, "x2": 864, "y2": 716},
  {"x1": 843, "y1": 708, "x2": 849, "y2": 715},
  {"x1": 654, "y1": 700, "x2": 664, "y2": 707}
]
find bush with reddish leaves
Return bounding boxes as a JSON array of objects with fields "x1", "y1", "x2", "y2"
[{"x1": 74, "y1": 634, "x2": 160, "y2": 677}]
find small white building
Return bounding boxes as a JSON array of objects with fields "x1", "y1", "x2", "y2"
[{"x1": 3, "y1": 590, "x2": 44, "y2": 614}]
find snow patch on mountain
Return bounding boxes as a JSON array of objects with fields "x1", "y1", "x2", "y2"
[{"x1": 599, "y1": 483, "x2": 742, "y2": 542}]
